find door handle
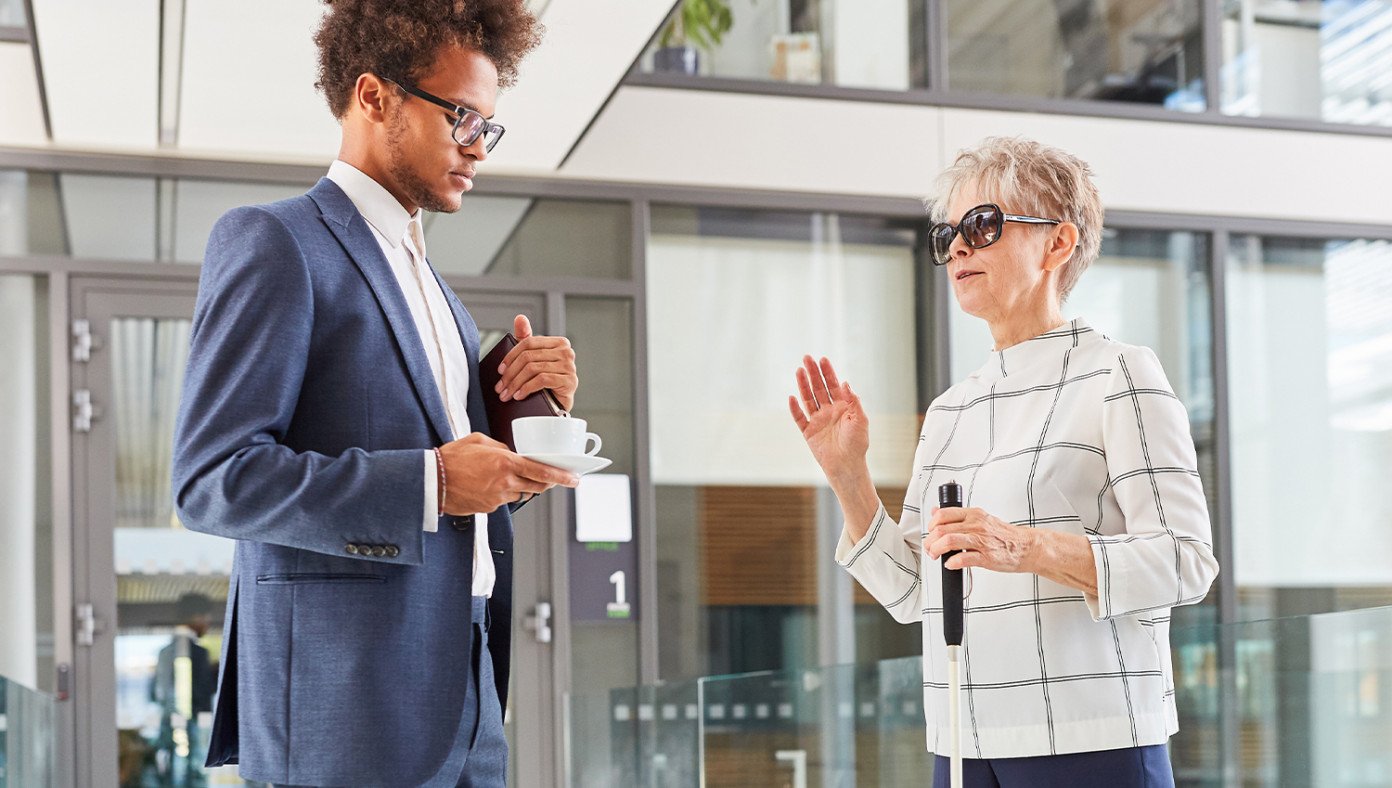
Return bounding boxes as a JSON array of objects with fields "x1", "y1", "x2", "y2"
[
  {"x1": 73, "y1": 390, "x2": 102, "y2": 433},
  {"x1": 76, "y1": 602, "x2": 102, "y2": 647},
  {"x1": 524, "y1": 602, "x2": 552, "y2": 644}
]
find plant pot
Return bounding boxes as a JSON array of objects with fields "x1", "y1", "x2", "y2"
[{"x1": 653, "y1": 46, "x2": 700, "y2": 75}]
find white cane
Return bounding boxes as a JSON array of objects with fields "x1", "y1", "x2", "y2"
[{"x1": 938, "y1": 481, "x2": 966, "y2": 788}]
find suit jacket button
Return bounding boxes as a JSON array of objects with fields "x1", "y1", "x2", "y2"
[
  {"x1": 346, "y1": 544, "x2": 359, "y2": 555},
  {"x1": 386, "y1": 545, "x2": 400, "y2": 558},
  {"x1": 452, "y1": 515, "x2": 474, "y2": 532},
  {"x1": 371, "y1": 545, "x2": 386, "y2": 557}
]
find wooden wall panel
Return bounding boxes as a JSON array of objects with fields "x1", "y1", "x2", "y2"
[{"x1": 696, "y1": 485, "x2": 909, "y2": 608}]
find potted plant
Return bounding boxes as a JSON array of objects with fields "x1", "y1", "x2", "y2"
[{"x1": 652, "y1": 0, "x2": 734, "y2": 75}]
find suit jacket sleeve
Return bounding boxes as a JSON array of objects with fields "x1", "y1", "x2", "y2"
[{"x1": 172, "y1": 206, "x2": 427, "y2": 565}]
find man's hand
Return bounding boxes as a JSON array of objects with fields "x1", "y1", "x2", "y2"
[
  {"x1": 437, "y1": 433, "x2": 578, "y2": 515},
  {"x1": 494, "y1": 315, "x2": 578, "y2": 412}
]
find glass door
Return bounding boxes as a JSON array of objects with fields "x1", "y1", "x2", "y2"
[
  {"x1": 68, "y1": 276, "x2": 238, "y2": 788},
  {"x1": 70, "y1": 276, "x2": 565, "y2": 786}
]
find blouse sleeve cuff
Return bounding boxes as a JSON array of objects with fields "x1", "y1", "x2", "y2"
[{"x1": 835, "y1": 505, "x2": 890, "y2": 568}]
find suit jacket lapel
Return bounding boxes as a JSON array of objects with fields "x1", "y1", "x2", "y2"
[{"x1": 308, "y1": 178, "x2": 455, "y2": 446}]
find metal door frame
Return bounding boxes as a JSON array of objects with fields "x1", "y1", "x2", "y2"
[
  {"x1": 437, "y1": 284, "x2": 571, "y2": 788},
  {"x1": 66, "y1": 275, "x2": 574, "y2": 787},
  {"x1": 68, "y1": 275, "x2": 200, "y2": 788}
]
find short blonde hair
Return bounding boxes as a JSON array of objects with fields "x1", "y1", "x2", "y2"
[{"x1": 928, "y1": 137, "x2": 1104, "y2": 303}]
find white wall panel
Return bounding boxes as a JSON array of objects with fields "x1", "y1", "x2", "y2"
[
  {"x1": 939, "y1": 108, "x2": 1392, "y2": 225},
  {"x1": 31, "y1": 0, "x2": 158, "y2": 148},
  {"x1": 567, "y1": 87, "x2": 1392, "y2": 226},
  {"x1": 562, "y1": 86, "x2": 942, "y2": 197}
]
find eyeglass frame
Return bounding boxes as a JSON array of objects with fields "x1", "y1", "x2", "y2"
[
  {"x1": 929, "y1": 203, "x2": 1062, "y2": 266},
  {"x1": 381, "y1": 76, "x2": 506, "y2": 153}
]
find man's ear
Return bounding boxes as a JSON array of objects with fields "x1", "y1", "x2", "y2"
[
  {"x1": 352, "y1": 73, "x2": 393, "y2": 124},
  {"x1": 1042, "y1": 222, "x2": 1080, "y2": 273}
]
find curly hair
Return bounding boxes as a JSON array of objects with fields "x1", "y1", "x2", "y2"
[{"x1": 314, "y1": 0, "x2": 543, "y2": 119}]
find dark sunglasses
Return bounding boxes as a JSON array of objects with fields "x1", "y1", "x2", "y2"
[
  {"x1": 929, "y1": 203, "x2": 1061, "y2": 266},
  {"x1": 382, "y1": 77, "x2": 506, "y2": 153}
]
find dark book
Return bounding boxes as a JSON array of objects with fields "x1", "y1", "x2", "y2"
[{"x1": 478, "y1": 333, "x2": 567, "y2": 452}]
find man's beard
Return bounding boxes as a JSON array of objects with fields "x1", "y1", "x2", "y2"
[{"x1": 386, "y1": 111, "x2": 459, "y2": 214}]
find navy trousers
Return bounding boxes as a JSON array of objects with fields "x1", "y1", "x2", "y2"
[
  {"x1": 275, "y1": 596, "x2": 507, "y2": 788},
  {"x1": 433, "y1": 596, "x2": 508, "y2": 788},
  {"x1": 932, "y1": 744, "x2": 1174, "y2": 788}
]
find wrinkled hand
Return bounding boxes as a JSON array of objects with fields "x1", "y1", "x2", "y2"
[
  {"x1": 437, "y1": 433, "x2": 578, "y2": 516},
  {"x1": 494, "y1": 315, "x2": 578, "y2": 411},
  {"x1": 924, "y1": 506, "x2": 1038, "y2": 573},
  {"x1": 787, "y1": 356, "x2": 870, "y2": 484}
]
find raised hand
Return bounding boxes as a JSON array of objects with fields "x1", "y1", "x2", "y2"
[{"x1": 788, "y1": 356, "x2": 870, "y2": 485}]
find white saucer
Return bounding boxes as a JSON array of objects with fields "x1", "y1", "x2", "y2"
[{"x1": 521, "y1": 453, "x2": 612, "y2": 475}]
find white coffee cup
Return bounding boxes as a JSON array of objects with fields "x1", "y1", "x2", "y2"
[{"x1": 513, "y1": 416, "x2": 602, "y2": 457}]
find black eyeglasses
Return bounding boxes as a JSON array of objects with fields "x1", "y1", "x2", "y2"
[
  {"x1": 929, "y1": 203, "x2": 1061, "y2": 266},
  {"x1": 383, "y1": 77, "x2": 506, "y2": 153}
]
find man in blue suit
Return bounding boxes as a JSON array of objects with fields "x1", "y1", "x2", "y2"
[{"x1": 171, "y1": 2, "x2": 577, "y2": 785}]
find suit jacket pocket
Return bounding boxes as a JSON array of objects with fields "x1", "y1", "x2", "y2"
[{"x1": 255, "y1": 572, "x2": 386, "y2": 585}]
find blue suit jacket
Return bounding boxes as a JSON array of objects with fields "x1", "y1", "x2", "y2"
[{"x1": 172, "y1": 178, "x2": 516, "y2": 786}]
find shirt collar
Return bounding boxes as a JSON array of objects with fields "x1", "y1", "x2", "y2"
[
  {"x1": 325, "y1": 159, "x2": 421, "y2": 251},
  {"x1": 975, "y1": 318, "x2": 1098, "y2": 382}
]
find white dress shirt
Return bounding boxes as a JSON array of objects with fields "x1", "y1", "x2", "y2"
[
  {"x1": 837, "y1": 319, "x2": 1219, "y2": 758},
  {"x1": 327, "y1": 160, "x2": 495, "y2": 598}
]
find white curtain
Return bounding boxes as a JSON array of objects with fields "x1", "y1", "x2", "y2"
[
  {"x1": 647, "y1": 215, "x2": 919, "y2": 487},
  {"x1": 112, "y1": 318, "x2": 191, "y2": 530}
]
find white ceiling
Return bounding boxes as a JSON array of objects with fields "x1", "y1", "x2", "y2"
[
  {"x1": 14, "y1": 0, "x2": 673, "y2": 169},
  {"x1": 30, "y1": 0, "x2": 159, "y2": 149},
  {"x1": 0, "y1": 42, "x2": 46, "y2": 146}
]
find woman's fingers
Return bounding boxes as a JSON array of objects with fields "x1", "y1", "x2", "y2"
[
  {"x1": 795, "y1": 366, "x2": 822, "y2": 413},
  {"x1": 819, "y1": 357, "x2": 842, "y2": 393},
  {"x1": 788, "y1": 395, "x2": 810, "y2": 431},
  {"x1": 802, "y1": 355, "x2": 835, "y2": 407}
]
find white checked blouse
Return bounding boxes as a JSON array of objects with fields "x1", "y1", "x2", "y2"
[{"x1": 836, "y1": 318, "x2": 1219, "y2": 758}]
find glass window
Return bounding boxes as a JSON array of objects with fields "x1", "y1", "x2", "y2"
[
  {"x1": 637, "y1": 0, "x2": 922, "y2": 91},
  {"x1": 1223, "y1": 0, "x2": 1392, "y2": 125},
  {"x1": 0, "y1": 171, "x2": 67, "y2": 257},
  {"x1": 945, "y1": 0, "x2": 1207, "y2": 110},
  {"x1": 648, "y1": 206, "x2": 925, "y2": 682},
  {"x1": 1227, "y1": 235, "x2": 1392, "y2": 617},
  {"x1": 0, "y1": 274, "x2": 53, "y2": 693},
  {"x1": 0, "y1": 169, "x2": 632, "y2": 280},
  {"x1": 0, "y1": 0, "x2": 24, "y2": 26},
  {"x1": 425, "y1": 197, "x2": 632, "y2": 279}
]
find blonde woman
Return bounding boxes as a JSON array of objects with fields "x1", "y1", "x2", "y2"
[{"x1": 789, "y1": 137, "x2": 1217, "y2": 787}]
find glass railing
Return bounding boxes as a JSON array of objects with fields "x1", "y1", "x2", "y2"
[
  {"x1": 0, "y1": 675, "x2": 58, "y2": 788},
  {"x1": 567, "y1": 604, "x2": 1392, "y2": 786}
]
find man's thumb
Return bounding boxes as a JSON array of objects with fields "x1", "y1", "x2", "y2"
[{"x1": 514, "y1": 314, "x2": 533, "y2": 339}]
